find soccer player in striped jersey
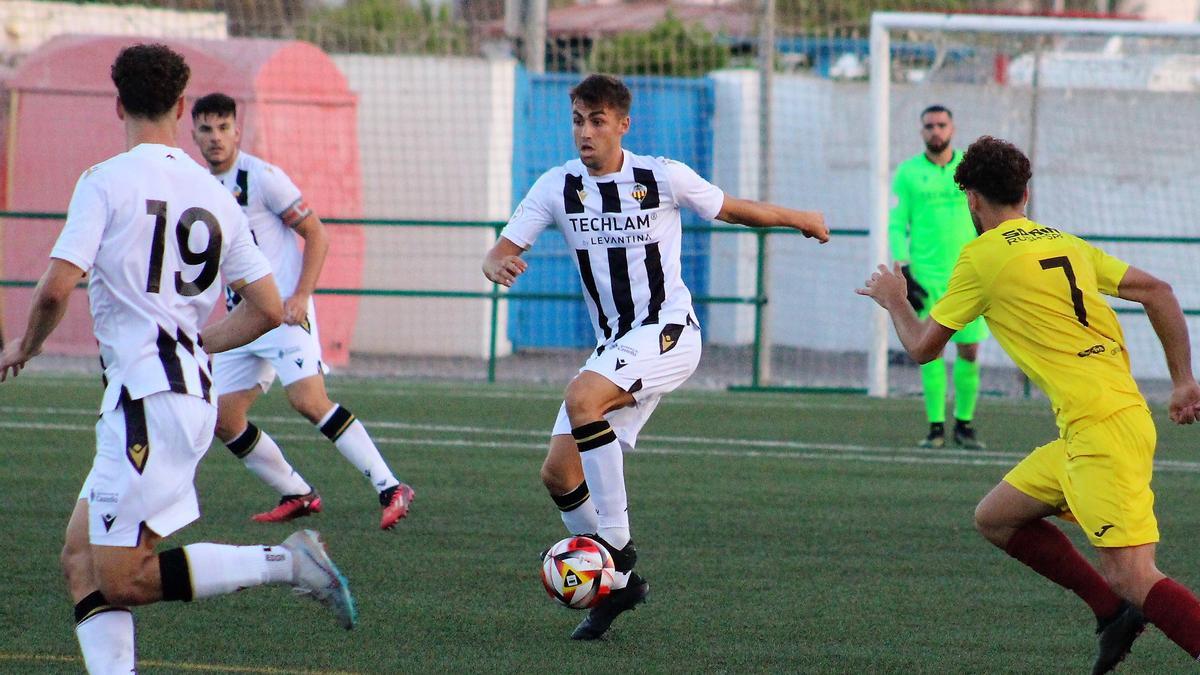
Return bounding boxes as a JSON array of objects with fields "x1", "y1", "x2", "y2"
[
  {"x1": 858, "y1": 135, "x2": 1200, "y2": 673},
  {"x1": 191, "y1": 93, "x2": 413, "y2": 530},
  {"x1": 484, "y1": 74, "x2": 829, "y2": 640},
  {"x1": 0, "y1": 44, "x2": 355, "y2": 674}
]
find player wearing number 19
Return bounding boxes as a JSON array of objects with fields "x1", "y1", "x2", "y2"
[
  {"x1": 0, "y1": 44, "x2": 356, "y2": 673},
  {"x1": 858, "y1": 135, "x2": 1200, "y2": 673}
]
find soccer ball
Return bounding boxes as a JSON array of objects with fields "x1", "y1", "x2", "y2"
[{"x1": 540, "y1": 535, "x2": 615, "y2": 609}]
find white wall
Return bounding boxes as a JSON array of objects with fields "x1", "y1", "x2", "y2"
[
  {"x1": 334, "y1": 55, "x2": 515, "y2": 358},
  {"x1": 730, "y1": 72, "x2": 1200, "y2": 381},
  {"x1": 0, "y1": 1, "x2": 226, "y2": 59}
]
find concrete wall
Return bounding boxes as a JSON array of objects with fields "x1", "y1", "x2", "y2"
[
  {"x1": 0, "y1": 1, "x2": 226, "y2": 60},
  {"x1": 728, "y1": 71, "x2": 1200, "y2": 381},
  {"x1": 333, "y1": 55, "x2": 515, "y2": 358}
]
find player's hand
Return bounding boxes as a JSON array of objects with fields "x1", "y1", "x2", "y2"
[
  {"x1": 483, "y1": 255, "x2": 528, "y2": 288},
  {"x1": 855, "y1": 263, "x2": 908, "y2": 309},
  {"x1": 0, "y1": 341, "x2": 37, "y2": 382},
  {"x1": 900, "y1": 265, "x2": 929, "y2": 313},
  {"x1": 282, "y1": 293, "x2": 309, "y2": 326},
  {"x1": 1168, "y1": 380, "x2": 1200, "y2": 425},
  {"x1": 794, "y1": 212, "x2": 829, "y2": 243}
]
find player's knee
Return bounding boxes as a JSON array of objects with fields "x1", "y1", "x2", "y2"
[
  {"x1": 292, "y1": 396, "x2": 334, "y2": 424},
  {"x1": 972, "y1": 503, "x2": 1008, "y2": 546},
  {"x1": 563, "y1": 387, "x2": 604, "y2": 422},
  {"x1": 60, "y1": 540, "x2": 89, "y2": 585},
  {"x1": 1100, "y1": 563, "x2": 1161, "y2": 604},
  {"x1": 214, "y1": 415, "x2": 243, "y2": 443}
]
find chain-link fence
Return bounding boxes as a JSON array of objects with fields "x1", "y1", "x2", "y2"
[{"x1": 0, "y1": 0, "x2": 1191, "y2": 398}]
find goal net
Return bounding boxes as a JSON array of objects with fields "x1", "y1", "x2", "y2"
[{"x1": 864, "y1": 12, "x2": 1200, "y2": 399}]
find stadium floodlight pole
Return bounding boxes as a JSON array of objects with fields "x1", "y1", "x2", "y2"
[
  {"x1": 523, "y1": 0, "x2": 547, "y2": 74},
  {"x1": 753, "y1": 0, "x2": 776, "y2": 388},
  {"x1": 866, "y1": 11, "x2": 1200, "y2": 398}
]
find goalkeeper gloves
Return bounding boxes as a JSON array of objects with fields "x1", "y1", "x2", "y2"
[{"x1": 900, "y1": 265, "x2": 928, "y2": 313}]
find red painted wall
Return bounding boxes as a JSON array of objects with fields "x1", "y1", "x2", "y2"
[{"x1": 0, "y1": 35, "x2": 362, "y2": 365}]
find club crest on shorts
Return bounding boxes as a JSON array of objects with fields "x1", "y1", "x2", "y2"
[
  {"x1": 300, "y1": 315, "x2": 312, "y2": 334},
  {"x1": 659, "y1": 323, "x2": 684, "y2": 354},
  {"x1": 126, "y1": 441, "x2": 149, "y2": 474},
  {"x1": 631, "y1": 183, "x2": 648, "y2": 203}
]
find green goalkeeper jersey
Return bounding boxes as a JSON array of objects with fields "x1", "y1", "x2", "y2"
[{"x1": 888, "y1": 150, "x2": 976, "y2": 288}]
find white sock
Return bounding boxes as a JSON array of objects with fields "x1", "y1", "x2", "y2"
[
  {"x1": 244, "y1": 429, "x2": 312, "y2": 496},
  {"x1": 562, "y1": 496, "x2": 600, "y2": 534},
  {"x1": 227, "y1": 423, "x2": 312, "y2": 496},
  {"x1": 75, "y1": 606, "x2": 134, "y2": 674},
  {"x1": 179, "y1": 543, "x2": 293, "y2": 599},
  {"x1": 572, "y1": 422, "x2": 630, "y2": 543},
  {"x1": 317, "y1": 405, "x2": 398, "y2": 493}
]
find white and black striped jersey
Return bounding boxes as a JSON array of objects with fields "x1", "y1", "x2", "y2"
[
  {"x1": 214, "y1": 150, "x2": 310, "y2": 308},
  {"x1": 51, "y1": 143, "x2": 272, "y2": 412},
  {"x1": 503, "y1": 150, "x2": 724, "y2": 347}
]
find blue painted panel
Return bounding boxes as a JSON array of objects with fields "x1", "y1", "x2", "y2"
[{"x1": 509, "y1": 70, "x2": 714, "y2": 349}]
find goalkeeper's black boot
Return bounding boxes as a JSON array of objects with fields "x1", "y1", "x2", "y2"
[
  {"x1": 953, "y1": 419, "x2": 987, "y2": 450},
  {"x1": 918, "y1": 422, "x2": 945, "y2": 449},
  {"x1": 570, "y1": 572, "x2": 650, "y2": 641},
  {"x1": 1092, "y1": 600, "x2": 1145, "y2": 674}
]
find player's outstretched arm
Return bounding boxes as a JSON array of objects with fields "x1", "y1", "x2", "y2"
[
  {"x1": 1118, "y1": 266, "x2": 1200, "y2": 424},
  {"x1": 482, "y1": 236, "x2": 529, "y2": 288},
  {"x1": 284, "y1": 213, "x2": 329, "y2": 326},
  {"x1": 715, "y1": 196, "x2": 829, "y2": 243},
  {"x1": 855, "y1": 263, "x2": 953, "y2": 364},
  {"x1": 200, "y1": 275, "x2": 284, "y2": 354},
  {"x1": 0, "y1": 258, "x2": 84, "y2": 382}
]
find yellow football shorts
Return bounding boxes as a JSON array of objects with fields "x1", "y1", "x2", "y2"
[{"x1": 1004, "y1": 405, "x2": 1158, "y2": 548}]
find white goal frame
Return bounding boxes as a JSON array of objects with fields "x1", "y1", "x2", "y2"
[{"x1": 867, "y1": 12, "x2": 1200, "y2": 397}]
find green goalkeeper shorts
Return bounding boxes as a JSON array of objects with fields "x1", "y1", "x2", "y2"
[{"x1": 919, "y1": 277, "x2": 989, "y2": 344}]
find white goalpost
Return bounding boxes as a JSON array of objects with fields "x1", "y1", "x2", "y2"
[{"x1": 867, "y1": 12, "x2": 1200, "y2": 397}]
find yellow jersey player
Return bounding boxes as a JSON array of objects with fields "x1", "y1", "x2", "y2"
[{"x1": 858, "y1": 135, "x2": 1200, "y2": 673}]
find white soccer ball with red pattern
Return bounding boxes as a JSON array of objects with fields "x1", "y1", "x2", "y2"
[{"x1": 540, "y1": 535, "x2": 615, "y2": 609}]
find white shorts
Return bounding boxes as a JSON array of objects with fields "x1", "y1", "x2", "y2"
[
  {"x1": 78, "y1": 391, "x2": 217, "y2": 547},
  {"x1": 212, "y1": 304, "x2": 328, "y2": 395},
  {"x1": 552, "y1": 319, "x2": 702, "y2": 449}
]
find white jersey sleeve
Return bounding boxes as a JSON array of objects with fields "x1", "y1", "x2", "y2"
[
  {"x1": 50, "y1": 168, "x2": 108, "y2": 272},
  {"x1": 257, "y1": 162, "x2": 308, "y2": 227},
  {"x1": 660, "y1": 158, "x2": 724, "y2": 221},
  {"x1": 501, "y1": 170, "x2": 560, "y2": 249},
  {"x1": 221, "y1": 208, "x2": 273, "y2": 289}
]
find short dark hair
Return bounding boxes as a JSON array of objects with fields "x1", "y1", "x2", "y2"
[
  {"x1": 921, "y1": 104, "x2": 953, "y2": 120},
  {"x1": 569, "y1": 74, "x2": 632, "y2": 116},
  {"x1": 954, "y1": 135, "x2": 1031, "y2": 206},
  {"x1": 191, "y1": 92, "x2": 237, "y2": 121},
  {"x1": 110, "y1": 44, "x2": 190, "y2": 120}
]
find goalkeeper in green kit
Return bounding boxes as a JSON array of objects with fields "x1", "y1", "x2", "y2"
[{"x1": 889, "y1": 105, "x2": 987, "y2": 449}]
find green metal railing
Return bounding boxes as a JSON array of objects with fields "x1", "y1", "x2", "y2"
[{"x1": 1, "y1": 211, "x2": 1196, "y2": 388}]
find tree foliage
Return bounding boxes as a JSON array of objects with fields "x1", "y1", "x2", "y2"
[
  {"x1": 778, "y1": 0, "x2": 1118, "y2": 30},
  {"x1": 588, "y1": 12, "x2": 729, "y2": 77},
  {"x1": 295, "y1": 0, "x2": 472, "y2": 55}
]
